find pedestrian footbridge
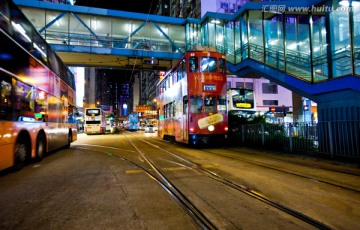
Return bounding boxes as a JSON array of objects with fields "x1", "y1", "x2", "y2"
[{"x1": 14, "y1": 0, "x2": 360, "y2": 158}]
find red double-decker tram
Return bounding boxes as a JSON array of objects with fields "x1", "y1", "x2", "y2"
[{"x1": 156, "y1": 47, "x2": 228, "y2": 145}]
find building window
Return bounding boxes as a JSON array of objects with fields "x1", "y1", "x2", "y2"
[
  {"x1": 262, "y1": 83, "x2": 278, "y2": 94},
  {"x1": 221, "y1": 3, "x2": 229, "y2": 9},
  {"x1": 236, "y1": 82, "x2": 254, "y2": 89},
  {"x1": 263, "y1": 100, "x2": 278, "y2": 105},
  {"x1": 235, "y1": 82, "x2": 244, "y2": 88},
  {"x1": 246, "y1": 82, "x2": 254, "y2": 90}
]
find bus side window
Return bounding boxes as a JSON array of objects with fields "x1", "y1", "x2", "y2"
[
  {"x1": 220, "y1": 58, "x2": 226, "y2": 73},
  {"x1": 35, "y1": 89, "x2": 47, "y2": 119},
  {"x1": 182, "y1": 61, "x2": 187, "y2": 77},
  {"x1": 183, "y1": 96, "x2": 188, "y2": 114},
  {"x1": 189, "y1": 57, "x2": 198, "y2": 72},
  {"x1": 15, "y1": 81, "x2": 35, "y2": 121},
  {"x1": 0, "y1": 78, "x2": 12, "y2": 121}
]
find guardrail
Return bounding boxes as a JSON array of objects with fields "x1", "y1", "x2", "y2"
[{"x1": 229, "y1": 121, "x2": 360, "y2": 161}]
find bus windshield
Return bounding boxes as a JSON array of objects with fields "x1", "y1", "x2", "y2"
[
  {"x1": 204, "y1": 96, "x2": 216, "y2": 113},
  {"x1": 190, "y1": 95, "x2": 218, "y2": 114},
  {"x1": 232, "y1": 89, "x2": 255, "y2": 108},
  {"x1": 200, "y1": 57, "x2": 217, "y2": 73}
]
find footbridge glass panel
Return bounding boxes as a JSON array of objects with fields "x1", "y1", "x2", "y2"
[
  {"x1": 19, "y1": 6, "x2": 186, "y2": 56},
  {"x1": 312, "y1": 15, "x2": 328, "y2": 81},
  {"x1": 264, "y1": 13, "x2": 284, "y2": 72}
]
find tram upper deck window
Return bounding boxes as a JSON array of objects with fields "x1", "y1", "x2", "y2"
[
  {"x1": 189, "y1": 57, "x2": 198, "y2": 72},
  {"x1": 200, "y1": 57, "x2": 217, "y2": 73}
]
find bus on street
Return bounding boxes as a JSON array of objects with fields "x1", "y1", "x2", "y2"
[
  {"x1": 156, "y1": 46, "x2": 228, "y2": 145},
  {"x1": 227, "y1": 88, "x2": 256, "y2": 115},
  {"x1": 84, "y1": 108, "x2": 106, "y2": 134},
  {"x1": 124, "y1": 113, "x2": 139, "y2": 131}
]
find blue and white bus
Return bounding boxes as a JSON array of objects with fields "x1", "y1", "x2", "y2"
[{"x1": 124, "y1": 113, "x2": 139, "y2": 131}]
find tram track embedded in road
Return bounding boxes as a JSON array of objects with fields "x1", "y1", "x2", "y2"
[
  {"x1": 74, "y1": 142, "x2": 218, "y2": 230},
  {"x1": 200, "y1": 148, "x2": 360, "y2": 194},
  {"x1": 224, "y1": 148, "x2": 360, "y2": 177},
  {"x1": 120, "y1": 132, "x2": 332, "y2": 230}
]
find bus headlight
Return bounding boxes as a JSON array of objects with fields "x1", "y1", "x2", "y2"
[{"x1": 208, "y1": 125, "x2": 215, "y2": 132}]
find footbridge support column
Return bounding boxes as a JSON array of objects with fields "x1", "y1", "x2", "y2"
[{"x1": 315, "y1": 90, "x2": 360, "y2": 162}]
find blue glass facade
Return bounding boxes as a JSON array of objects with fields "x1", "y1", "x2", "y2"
[{"x1": 187, "y1": 0, "x2": 360, "y2": 83}]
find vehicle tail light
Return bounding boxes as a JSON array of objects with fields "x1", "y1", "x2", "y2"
[{"x1": 224, "y1": 126, "x2": 228, "y2": 131}]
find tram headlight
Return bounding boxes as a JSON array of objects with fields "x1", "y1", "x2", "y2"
[{"x1": 208, "y1": 125, "x2": 215, "y2": 132}]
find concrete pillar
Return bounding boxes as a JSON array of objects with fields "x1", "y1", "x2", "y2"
[
  {"x1": 84, "y1": 67, "x2": 96, "y2": 108},
  {"x1": 133, "y1": 72, "x2": 140, "y2": 112},
  {"x1": 315, "y1": 90, "x2": 360, "y2": 160}
]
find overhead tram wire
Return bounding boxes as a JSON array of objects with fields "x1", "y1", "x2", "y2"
[{"x1": 128, "y1": 0, "x2": 155, "y2": 86}]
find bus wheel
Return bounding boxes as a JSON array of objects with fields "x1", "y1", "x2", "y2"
[
  {"x1": 36, "y1": 134, "x2": 46, "y2": 161},
  {"x1": 65, "y1": 131, "x2": 72, "y2": 149},
  {"x1": 14, "y1": 141, "x2": 28, "y2": 171}
]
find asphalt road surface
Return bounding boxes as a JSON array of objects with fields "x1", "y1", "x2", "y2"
[{"x1": 1, "y1": 130, "x2": 359, "y2": 230}]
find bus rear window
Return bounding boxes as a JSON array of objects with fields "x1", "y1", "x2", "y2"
[{"x1": 86, "y1": 109, "x2": 100, "y2": 116}]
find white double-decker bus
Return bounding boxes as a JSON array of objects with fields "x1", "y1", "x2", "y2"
[
  {"x1": 84, "y1": 108, "x2": 106, "y2": 134},
  {"x1": 0, "y1": 0, "x2": 77, "y2": 171}
]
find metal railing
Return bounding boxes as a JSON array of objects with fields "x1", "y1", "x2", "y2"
[
  {"x1": 43, "y1": 31, "x2": 186, "y2": 53},
  {"x1": 229, "y1": 121, "x2": 360, "y2": 160}
]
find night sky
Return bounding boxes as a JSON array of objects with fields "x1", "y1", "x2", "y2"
[{"x1": 75, "y1": 0, "x2": 158, "y2": 14}]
